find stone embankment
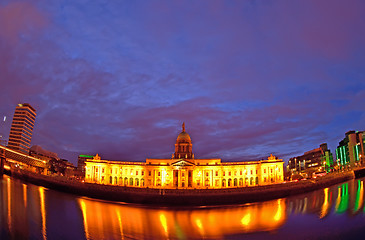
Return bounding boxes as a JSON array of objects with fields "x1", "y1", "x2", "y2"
[{"x1": 4, "y1": 168, "x2": 360, "y2": 206}]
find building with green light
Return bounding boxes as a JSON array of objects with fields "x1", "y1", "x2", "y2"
[
  {"x1": 288, "y1": 143, "x2": 334, "y2": 175},
  {"x1": 78, "y1": 154, "x2": 94, "y2": 178},
  {"x1": 336, "y1": 130, "x2": 365, "y2": 168}
]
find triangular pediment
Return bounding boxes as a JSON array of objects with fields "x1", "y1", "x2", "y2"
[{"x1": 172, "y1": 159, "x2": 195, "y2": 167}]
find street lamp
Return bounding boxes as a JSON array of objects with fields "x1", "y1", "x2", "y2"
[
  {"x1": 359, "y1": 155, "x2": 362, "y2": 166},
  {"x1": 323, "y1": 161, "x2": 326, "y2": 172}
]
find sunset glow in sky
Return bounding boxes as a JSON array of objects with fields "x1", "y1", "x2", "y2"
[{"x1": 1, "y1": 0, "x2": 365, "y2": 164}]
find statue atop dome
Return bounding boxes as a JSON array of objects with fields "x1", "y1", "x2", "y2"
[{"x1": 182, "y1": 122, "x2": 185, "y2": 132}]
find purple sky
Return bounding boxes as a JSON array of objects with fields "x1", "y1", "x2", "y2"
[{"x1": 1, "y1": 0, "x2": 365, "y2": 165}]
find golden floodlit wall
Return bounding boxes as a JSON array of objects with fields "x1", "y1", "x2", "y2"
[
  {"x1": 84, "y1": 124, "x2": 284, "y2": 189},
  {"x1": 84, "y1": 155, "x2": 284, "y2": 189}
]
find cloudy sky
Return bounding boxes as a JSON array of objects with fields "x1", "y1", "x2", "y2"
[{"x1": 0, "y1": 0, "x2": 364, "y2": 165}]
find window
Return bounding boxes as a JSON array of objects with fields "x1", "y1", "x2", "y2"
[
  {"x1": 102, "y1": 168, "x2": 104, "y2": 173},
  {"x1": 216, "y1": 171, "x2": 218, "y2": 177},
  {"x1": 240, "y1": 170, "x2": 242, "y2": 175},
  {"x1": 206, "y1": 172, "x2": 209, "y2": 177},
  {"x1": 256, "y1": 170, "x2": 258, "y2": 174},
  {"x1": 149, "y1": 171, "x2": 151, "y2": 176},
  {"x1": 250, "y1": 170, "x2": 253, "y2": 175},
  {"x1": 182, "y1": 172, "x2": 185, "y2": 177},
  {"x1": 223, "y1": 171, "x2": 225, "y2": 176},
  {"x1": 229, "y1": 171, "x2": 231, "y2": 176},
  {"x1": 264, "y1": 169, "x2": 266, "y2": 173},
  {"x1": 136, "y1": 171, "x2": 138, "y2": 176},
  {"x1": 271, "y1": 169, "x2": 273, "y2": 173},
  {"x1": 158, "y1": 172, "x2": 161, "y2": 177},
  {"x1": 142, "y1": 171, "x2": 144, "y2": 176}
]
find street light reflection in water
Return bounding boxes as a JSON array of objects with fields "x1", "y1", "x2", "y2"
[{"x1": 1, "y1": 175, "x2": 365, "y2": 239}]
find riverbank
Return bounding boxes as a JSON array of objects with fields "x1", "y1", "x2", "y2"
[{"x1": 4, "y1": 168, "x2": 359, "y2": 206}]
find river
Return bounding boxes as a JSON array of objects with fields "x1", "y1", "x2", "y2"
[{"x1": 1, "y1": 174, "x2": 365, "y2": 239}]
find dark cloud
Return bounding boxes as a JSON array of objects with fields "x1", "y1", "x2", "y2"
[{"x1": 0, "y1": 0, "x2": 364, "y2": 165}]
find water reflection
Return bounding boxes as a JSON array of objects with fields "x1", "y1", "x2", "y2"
[
  {"x1": 39, "y1": 187, "x2": 47, "y2": 240},
  {"x1": 287, "y1": 179, "x2": 365, "y2": 217},
  {"x1": 1, "y1": 175, "x2": 365, "y2": 239},
  {"x1": 78, "y1": 197, "x2": 286, "y2": 239}
]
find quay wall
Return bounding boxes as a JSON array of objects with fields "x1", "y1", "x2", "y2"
[{"x1": 5, "y1": 168, "x2": 355, "y2": 206}]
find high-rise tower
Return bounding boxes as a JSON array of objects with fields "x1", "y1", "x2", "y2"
[{"x1": 8, "y1": 103, "x2": 37, "y2": 153}]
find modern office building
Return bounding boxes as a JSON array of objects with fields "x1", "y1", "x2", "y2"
[
  {"x1": 336, "y1": 130, "x2": 365, "y2": 167},
  {"x1": 8, "y1": 103, "x2": 37, "y2": 154},
  {"x1": 85, "y1": 123, "x2": 284, "y2": 189},
  {"x1": 288, "y1": 143, "x2": 333, "y2": 175}
]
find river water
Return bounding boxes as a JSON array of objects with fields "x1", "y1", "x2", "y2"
[{"x1": 1, "y1": 175, "x2": 365, "y2": 240}]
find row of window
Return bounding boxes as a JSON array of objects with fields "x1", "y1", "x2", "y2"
[
  {"x1": 89, "y1": 175, "x2": 281, "y2": 187},
  {"x1": 11, "y1": 121, "x2": 34, "y2": 131},
  {"x1": 10, "y1": 127, "x2": 32, "y2": 138},
  {"x1": 14, "y1": 110, "x2": 36, "y2": 119}
]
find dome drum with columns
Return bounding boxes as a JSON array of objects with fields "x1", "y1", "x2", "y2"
[{"x1": 173, "y1": 122, "x2": 194, "y2": 159}]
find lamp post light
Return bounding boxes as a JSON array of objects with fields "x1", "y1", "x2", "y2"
[
  {"x1": 360, "y1": 155, "x2": 363, "y2": 166},
  {"x1": 323, "y1": 161, "x2": 326, "y2": 173}
]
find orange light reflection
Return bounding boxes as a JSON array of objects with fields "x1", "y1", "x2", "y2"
[
  {"x1": 39, "y1": 187, "x2": 46, "y2": 240},
  {"x1": 78, "y1": 198, "x2": 286, "y2": 239}
]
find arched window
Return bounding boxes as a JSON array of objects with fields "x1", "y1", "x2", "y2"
[
  {"x1": 114, "y1": 177, "x2": 118, "y2": 185},
  {"x1": 222, "y1": 179, "x2": 226, "y2": 187},
  {"x1": 234, "y1": 178, "x2": 238, "y2": 187},
  {"x1": 124, "y1": 177, "x2": 128, "y2": 186},
  {"x1": 255, "y1": 177, "x2": 258, "y2": 185},
  {"x1": 141, "y1": 178, "x2": 145, "y2": 187},
  {"x1": 119, "y1": 177, "x2": 122, "y2": 185},
  {"x1": 130, "y1": 178, "x2": 134, "y2": 186},
  {"x1": 239, "y1": 178, "x2": 243, "y2": 187},
  {"x1": 228, "y1": 178, "x2": 232, "y2": 187},
  {"x1": 109, "y1": 176, "x2": 113, "y2": 184},
  {"x1": 135, "y1": 178, "x2": 139, "y2": 186},
  {"x1": 250, "y1": 177, "x2": 253, "y2": 185}
]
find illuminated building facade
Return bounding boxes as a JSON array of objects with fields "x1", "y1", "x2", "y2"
[
  {"x1": 336, "y1": 130, "x2": 365, "y2": 167},
  {"x1": 8, "y1": 103, "x2": 37, "y2": 154},
  {"x1": 85, "y1": 124, "x2": 284, "y2": 188},
  {"x1": 288, "y1": 143, "x2": 334, "y2": 175}
]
